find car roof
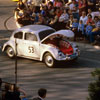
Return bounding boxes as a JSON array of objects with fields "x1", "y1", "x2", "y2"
[{"x1": 16, "y1": 25, "x2": 54, "y2": 34}]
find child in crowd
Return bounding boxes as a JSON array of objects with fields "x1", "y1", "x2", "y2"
[
  {"x1": 72, "y1": 18, "x2": 79, "y2": 41},
  {"x1": 77, "y1": 20, "x2": 85, "y2": 39},
  {"x1": 72, "y1": 18, "x2": 79, "y2": 29},
  {"x1": 78, "y1": 20, "x2": 84, "y2": 34},
  {"x1": 85, "y1": 22, "x2": 93, "y2": 40}
]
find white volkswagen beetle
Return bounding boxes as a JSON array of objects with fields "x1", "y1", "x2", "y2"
[{"x1": 2, "y1": 25, "x2": 80, "y2": 68}]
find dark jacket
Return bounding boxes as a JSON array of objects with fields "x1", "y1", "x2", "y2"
[{"x1": 33, "y1": 97, "x2": 42, "y2": 100}]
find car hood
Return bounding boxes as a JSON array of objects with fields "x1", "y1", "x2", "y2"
[{"x1": 41, "y1": 30, "x2": 74, "y2": 43}]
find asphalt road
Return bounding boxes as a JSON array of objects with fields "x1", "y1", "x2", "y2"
[{"x1": 0, "y1": 1, "x2": 100, "y2": 100}]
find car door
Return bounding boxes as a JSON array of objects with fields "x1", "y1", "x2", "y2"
[
  {"x1": 22, "y1": 32, "x2": 40, "y2": 59},
  {"x1": 14, "y1": 31, "x2": 25, "y2": 56}
]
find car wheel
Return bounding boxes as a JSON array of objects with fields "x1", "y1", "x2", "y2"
[
  {"x1": 43, "y1": 53, "x2": 56, "y2": 68},
  {"x1": 6, "y1": 46, "x2": 15, "y2": 58},
  {"x1": 71, "y1": 57, "x2": 78, "y2": 63}
]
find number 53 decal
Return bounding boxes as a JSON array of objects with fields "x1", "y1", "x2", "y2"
[{"x1": 28, "y1": 46, "x2": 34, "y2": 53}]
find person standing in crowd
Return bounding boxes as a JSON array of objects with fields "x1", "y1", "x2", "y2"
[
  {"x1": 33, "y1": 88, "x2": 47, "y2": 100},
  {"x1": 79, "y1": 11, "x2": 88, "y2": 26},
  {"x1": 87, "y1": 0, "x2": 96, "y2": 11},
  {"x1": 78, "y1": 0, "x2": 87, "y2": 16}
]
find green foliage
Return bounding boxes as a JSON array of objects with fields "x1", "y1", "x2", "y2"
[{"x1": 87, "y1": 69, "x2": 100, "y2": 100}]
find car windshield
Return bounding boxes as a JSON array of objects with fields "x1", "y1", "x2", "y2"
[{"x1": 39, "y1": 29, "x2": 55, "y2": 40}]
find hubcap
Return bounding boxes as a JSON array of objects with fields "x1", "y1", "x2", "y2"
[
  {"x1": 7, "y1": 47, "x2": 14, "y2": 57},
  {"x1": 45, "y1": 55, "x2": 53, "y2": 67}
]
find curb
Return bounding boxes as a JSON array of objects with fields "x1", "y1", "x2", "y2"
[
  {"x1": 4, "y1": 15, "x2": 17, "y2": 31},
  {"x1": 4, "y1": 15, "x2": 14, "y2": 31}
]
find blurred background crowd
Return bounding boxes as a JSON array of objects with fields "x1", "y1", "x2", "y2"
[{"x1": 14, "y1": 0, "x2": 100, "y2": 44}]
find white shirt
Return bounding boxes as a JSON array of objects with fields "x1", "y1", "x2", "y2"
[
  {"x1": 92, "y1": 12, "x2": 100, "y2": 20},
  {"x1": 59, "y1": 13, "x2": 69, "y2": 22},
  {"x1": 28, "y1": 0, "x2": 42, "y2": 6},
  {"x1": 80, "y1": 16, "x2": 88, "y2": 25},
  {"x1": 68, "y1": 0, "x2": 78, "y2": 3},
  {"x1": 69, "y1": 3, "x2": 76, "y2": 11},
  {"x1": 39, "y1": 96, "x2": 44, "y2": 100}
]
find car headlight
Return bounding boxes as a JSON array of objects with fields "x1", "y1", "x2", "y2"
[
  {"x1": 75, "y1": 45, "x2": 79, "y2": 48},
  {"x1": 58, "y1": 50, "x2": 65, "y2": 58}
]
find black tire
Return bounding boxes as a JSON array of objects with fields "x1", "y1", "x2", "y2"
[
  {"x1": 6, "y1": 46, "x2": 15, "y2": 58},
  {"x1": 71, "y1": 57, "x2": 78, "y2": 63},
  {"x1": 43, "y1": 53, "x2": 57, "y2": 68}
]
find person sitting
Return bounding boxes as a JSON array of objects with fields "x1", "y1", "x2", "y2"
[
  {"x1": 88, "y1": 17, "x2": 100, "y2": 44},
  {"x1": 85, "y1": 22, "x2": 93, "y2": 41},
  {"x1": 59, "y1": 9, "x2": 69, "y2": 29},
  {"x1": 31, "y1": 13, "x2": 38, "y2": 24},
  {"x1": 86, "y1": 14, "x2": 94, "y2": 26},
  {"x1": 66, "y1": 14, "x2": 74, "y2": 29},
  {"x1": 35, "y1": 13, "x2": 45, "y2": 25},
  {"x1": 79, "y1": 11, "x2": 88, "y2": 26},
  {"x1": 59, "y1": 9, "x2": 69, "y2": 23}
]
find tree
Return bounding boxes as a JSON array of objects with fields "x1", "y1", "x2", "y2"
[{"x1": 87, "y1": 68, "x2": 100, "y2": 100}]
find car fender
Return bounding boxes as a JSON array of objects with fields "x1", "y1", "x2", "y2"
[
  {"x1": 40, "y1": 47, "x2": 58, "y2": 61},
  {"x1": 2, "y1": 40, "x2": 15, "y2": 52}
]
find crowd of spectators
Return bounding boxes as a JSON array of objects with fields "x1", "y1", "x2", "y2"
[{"x1": 14, "y1": 0, "x2": 100, "y2": 44}]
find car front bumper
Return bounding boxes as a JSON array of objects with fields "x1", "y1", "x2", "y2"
[
  {"x1": 66, "y1": 53, "x2": 78, "y2": 60},
  {"x1": 57, "y1": 50, "x2": 80, "y2": 61}
]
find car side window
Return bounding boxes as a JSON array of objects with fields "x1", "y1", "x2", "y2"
[
  {"x1": 25, "y1": 33, "x2": 37, "y2": 41},
  {"x1": 14, "y1": 32, "x2": 23, "y2": 39}
]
